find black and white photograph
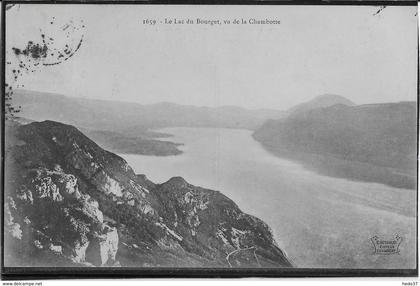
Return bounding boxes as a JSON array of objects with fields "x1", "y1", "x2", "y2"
[{"x1": 1, "y1": 1, "x2": 418, "y2": 278}]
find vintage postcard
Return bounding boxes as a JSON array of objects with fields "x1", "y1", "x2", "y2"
[{"x1": 2, "y1": 1, "x2": 418, "y2": 278}]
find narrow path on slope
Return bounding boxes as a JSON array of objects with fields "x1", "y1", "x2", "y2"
[{"x1": 226, "y1": 246, "x2": 261, "y2": 267}]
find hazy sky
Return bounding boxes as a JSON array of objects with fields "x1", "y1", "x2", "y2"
[{"x1": 6, "y1": 5, "x2": 418, "y2": 110}]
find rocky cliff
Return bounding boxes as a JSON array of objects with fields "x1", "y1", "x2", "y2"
[{"x1": 4, "y1": 120, "x2": 292, "y2": 268}]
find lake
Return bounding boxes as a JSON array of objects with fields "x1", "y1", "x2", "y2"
[{"x1": 120, "y1": 127, "x2": 416, "y2": 268}]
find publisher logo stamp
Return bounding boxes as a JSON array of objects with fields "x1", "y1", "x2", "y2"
[{"x1": 370, "y1": 235, "x2": 402, "y2": 255}]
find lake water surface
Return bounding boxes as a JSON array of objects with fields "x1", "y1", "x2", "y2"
[{"x1": 120, "y1": 127, "x2": 416, "y2": 268}]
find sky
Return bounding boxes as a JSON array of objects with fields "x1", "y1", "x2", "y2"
[{"x1": 5, "y1": 4, "x2": 418, "y2": 110}]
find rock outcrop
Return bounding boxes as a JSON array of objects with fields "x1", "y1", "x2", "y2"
[{"x1": 4, "y1": 120, "x2": 292, "y2": 268}]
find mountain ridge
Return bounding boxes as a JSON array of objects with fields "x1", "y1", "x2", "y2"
[
  {"x1": 253, "y1": 101, "x2": 417, "y2": 189},
  {"x1": 12, "y1": 89, "x2": 287, "y2": 131}
]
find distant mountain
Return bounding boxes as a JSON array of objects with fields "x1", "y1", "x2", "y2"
[
  {"x1": 12, "y1": 89, "x2": 286, "y2": 132},
  {"x1": 4, "y1": 120, "x2": 292, "y2": 267},
  {"x1": 288, "y1": 94, "x2": 355, "y2": 115},
  {"x1": 253, "y1": 102, "x2": 417, "y2": 189}
]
